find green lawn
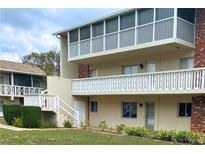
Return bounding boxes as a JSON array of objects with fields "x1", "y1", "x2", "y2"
[{"x1": 0, "y1": 128, "x2": 178, "y2": 145}]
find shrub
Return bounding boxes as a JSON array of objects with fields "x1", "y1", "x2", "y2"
[
  {"x1": 12, "y1": 117, "x2": 23, "y2": 128},
  {"x1": 63, "y1": 119, "x2": 73, "y2": 128},
  {"x1": 98, "y1": 121, "x2": 108, "y2": 131},
  {"x1": 155, "y1": 130, "x2": 177, "y2": 141},
  {"x1": 80, "y1": 121, "x2": 90, "y2": 130},
  {"x1": 3, "y1": 104, "x2": 21, "y2": 125},
  {"x1": 116, "y1": 124, "x2": 127, "y2": 134},
  {"x1": 176, "y1": 131, "x2": 205, "y2": 144},
  {"x1": 41, "y1": 122, "x2": 57, "y2": 128},
  {"x1": 21, "y1": 106, "x2": 41, "y2": 128},
  {"x1": 125, "y1": 127, "x2": 150, "y2": 137}
]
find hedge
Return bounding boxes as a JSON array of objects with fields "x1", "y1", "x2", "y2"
[
  {"x1": 21, "y1": 106, "x2": 42, "y2": 128},
  {"x1": 3, "y1": 104, "x2": 21, "y2": 125}
]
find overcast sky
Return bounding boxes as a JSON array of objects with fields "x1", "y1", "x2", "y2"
[{"x1": 0, "y1": 8, "x2": 120, "y2": 62}]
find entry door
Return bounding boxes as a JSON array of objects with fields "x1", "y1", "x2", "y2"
[
  {"x1": 74, "y1": 101, "x2": 86, "y2": 124},
  {"x1": 145, "y1": 103, "x2": 155, "y2": 130},
  {"x1": 147, "y1": 63, "x2": 156, "y2": 73}
]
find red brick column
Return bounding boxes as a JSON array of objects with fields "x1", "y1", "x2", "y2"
[
  {"x1": 78, "y1": 64, "x2": 89, "y2": 78},
  {"x1": 191, "y1": 8, "x2": 205, "y2": 133}
]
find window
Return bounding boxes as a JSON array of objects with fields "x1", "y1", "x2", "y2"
[
  {"x1": 0, "y1": 76, "x2": 5, "y2": 84},
  {"x1": 137, "y1": 8, "x2": 154, "y2": 25},
  {"x1": 14, "y1": 73, "x2": 31, "y2": 87},
  {"x1": 69, "y1": 29, "x2": 78, "y2": 43},
  {"x1": 80, "y1": 25, "x2": 90, "y2": 40},
  {"x1": 122, "y1": 102, "x2": 137, "y2": 118},
  {"x1": 177, "y1": 8, "x2": 196, "y2": 23},
  {"x1": 180, "y1": 57, "x2": 194, "y2": 69},
  {"x1": 0, "y1": 100, "x2": 4, "y2": 113},
  {"x1": 92, "y1": 21, "x2": 104, "y2": 37},
  {"x1": 156, "y1": 8, "x2": 174, "y2": 21},
  {"x1": 89, "y1": 69, "x2": 98, "y2": 78},
  {"x1": 120, "y1": 11, "x2": 135, "y2": 30},
  {"x1": 122, "y1": 65, "x2": 139, "y2": 75},
  {"x1": 90, "y1": 101, "x2": 98, "y2": 112},
  {"x1": 106, "y1": 17, "x2": 118, "y2": 34},
  {"x1": 178, "y1": 103, "x2": 192, "y2": 117}
]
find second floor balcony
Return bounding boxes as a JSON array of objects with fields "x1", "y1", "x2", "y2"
[
  {"x1": 66, "y1": 8, "x2": 196, "y2": 63},
  {"x1": 0, "y1": 84, "x2": 43, "y2": 97},
  {"x1": 72, "y1": 67, "x2": 205, "y2": 95}
]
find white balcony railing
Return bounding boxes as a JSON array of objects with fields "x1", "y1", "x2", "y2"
[
  {"x1": 72, "y1": 68, "x2": 205, "y2": 95},
  {"x1": 0, "y1": 84, "x2": 43, "y2": 97},
  {"x1": 24, "y1": 94, "x2": 59, "y2": 113}
]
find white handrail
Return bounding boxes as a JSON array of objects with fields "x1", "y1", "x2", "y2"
[
  {"x1": 72, "y1": 67, "x2": 205, "y2": 81},
  {"x1": 59, "y1": 98, "x2": 79, "y2": 115}
]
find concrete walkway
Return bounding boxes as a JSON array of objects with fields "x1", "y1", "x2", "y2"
[{"x1": 0, "y1": 123, "x2": 80, "y2": 131}]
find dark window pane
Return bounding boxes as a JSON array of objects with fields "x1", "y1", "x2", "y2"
[
  {"x1": 80, "y1": 25, "x2": 90, "y2": 40},
  {"x1": 69, "y1": 29, "x2": 78, "y2": 43},
  {"x1": 156, "y1": 8, "x2": 174, "y2": 21},
  {"x1": 138, "y1": 8, "x2": 154, "y2": 25},
  {"x1": 122, "y1": 102, "x2": 137, "y2": 118},
  {"x1": 186, "y1": 103, "x2": 192, "y2": 117},
  {"x1": 179, "y1": 103, "x2": 186, "y2": 116},
  {"x1": 120, "y1": 11, "x2": 135, "y2": 30},
  {"x1": 92, "y1": 21, "x2": 104, "y2": 37},
  {"x1": 177, "y1": 8, "x2": 195, "y2": 23},
  {"x1": 106, "y1": 17, "x2": 118, "y2": 34},
  {"x1": 14, "y1": 73, "x2": 31, "y2": 87},
  {"x1": 91, "y1": 101, "x2": 97, "y2": 112}
]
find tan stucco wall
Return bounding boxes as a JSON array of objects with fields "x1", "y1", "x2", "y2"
[
  {"x1": 0, "y1": 96, "x2": 21, "y2": 104},
  {"x1": 89, "y1": 50, "x2": 194, "y2": 77},
  {"x1": 60, "y1": 35, "x2": 78, "y2": 79},
  {"x1": 89, "y1": 95, "x2": 192, "y2": 131}
]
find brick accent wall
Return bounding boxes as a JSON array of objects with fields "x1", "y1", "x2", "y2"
[
  {"x1": 191, "y1": 96, "x2": 205, "y2": 133},
  {"x1": 191, "y1": 8, "x2": 205, "y2": 133},
  {"x1": 78, "y1": 64, "x2": 89, "y2": 78},
  {"x1": 194, "y1": 9, "x2": 205, "y2": 68}
]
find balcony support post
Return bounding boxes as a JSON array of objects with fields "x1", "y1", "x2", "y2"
[
  {"x1": 173, "y1": 8, "x2": 178, "y2": 38},
  {"x1": 11, "y1": 73, "x2": 14, "y2": 100}
]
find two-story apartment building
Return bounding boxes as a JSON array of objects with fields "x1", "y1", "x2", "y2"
[
  {"x1": 0, "y1": 60, "x2": 46, "y2": 116},
  {"x1": 24, "y1": 8, "x2": 205, "y2": 133}
]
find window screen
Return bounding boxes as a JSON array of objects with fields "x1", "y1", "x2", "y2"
[
  {"x1": 177, "y1": 8, "x2": 195, "y2": 23},
  {"x1": 69, "y1": 29, "x2": 78, "y2": 43},
  {"x1": 122, "y1": 65, "x2": 139, "y2": 75},
  {"x1": 80, "y1": 25, "x2": 90, "y2": 40},
  {"x1": 156, "y1": 8, "x2": 174, "y2": 21},
  {"x1": 122, "y1": 102, "x2": 137, "y2": 118},
  {"x1": 178, "y1": 103, "x2": 192, "y2": 117},
  {"x1": 106, "y1": 17, "x2": 118, "y2": 34},
  {"x1": 137, "y1": 8, "x2": 154, "y2": 25},
  {"x1": 180, "y1": 57, "x2": 194, "y2": 69},
  {"x1": 0, "y1": 76, "x2": 4, "y2": 84},
  {"x1": 90, "y1": 101, "x2": 98, "y2": 112},
  {"x1": 92, "y1": 21, "x2": 104, "y2": 37},
  {"x1": 120, "y1": 11, "x2": 135, "y2": 30},
  {"x1": 14, "y1": 73, "x2": 31, "y2": 87}
]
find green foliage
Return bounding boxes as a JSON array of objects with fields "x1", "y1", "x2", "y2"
[
  {"x1": 12, "y1": 117, "x2": 23, "y2": 128},
  {"x1": 21, "y1": 106, "x2": 41, "y2": 128},
  {"x1": 63, "y1": 119, "x2": 73, "y2": 128},
  {"x1": 22, "y1": 50, "x2": 60, "y2": 76},
  {"x1": 125, "y1": 126, "x2": 205, "y2": 144},
  {"x1": 3, "y1": 104, "x2": 21, "y2": 125},
  {"x1": 116, "y1": 124, "x2": 127, "y2": 134},
  {"x1": 98, "y1": 121, "x2": 108, "y2": 131},
  {"x1": 125, "y1": 127, "x2": 151, "y2": 137},
  {"x1": 155, "y1": 130, "x2": 177, "y2": 141},
  {"x1": 80, "y1": 121, "x2": 90, "y2": 130},
  {"x1": 41, "y1": 122, "x2": 57, "y2": 128}
]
